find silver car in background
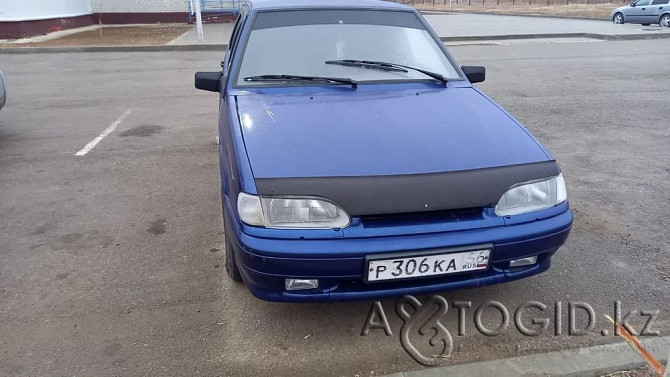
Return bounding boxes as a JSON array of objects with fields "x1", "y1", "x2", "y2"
[
  {"x1": 0, "y1": 71, "x2": 5, "y2": 111},
  {"x1": 612, "y1": 0, "x2": 670, "y2": 26}
]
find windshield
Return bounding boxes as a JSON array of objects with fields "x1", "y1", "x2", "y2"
[{"x1": 235, "y1": 10, "x2": 461, "y2": 86}]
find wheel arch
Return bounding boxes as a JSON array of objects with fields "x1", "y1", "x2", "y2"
[{"x1": 613, "y1": 11, "x2": 625, "y2": 23}]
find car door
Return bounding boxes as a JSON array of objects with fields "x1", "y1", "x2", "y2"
[
  {"x1": 648, "y1": 0, "x2": 669, "y2": 23},
  {"x1": 0, "y1": 71, "x2": 5, "y2": 111},
  {"x1": 627, "y1": 0, "x2": 653, "y2": 23}
]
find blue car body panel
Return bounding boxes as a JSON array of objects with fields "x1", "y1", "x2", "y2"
[
  {"x1": 235, "y1": 83, "x2": 549, "y2": 178},
  {"x1": 224, "y1": 200, "x2": 572, "y2": 302},
  {"x1": 207, "y1": 0, "x2": 573, "y2": 302}
]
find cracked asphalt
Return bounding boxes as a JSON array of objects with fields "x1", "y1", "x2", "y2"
[{"x1": 0, "y1": 39, "x2": 668, "y2": 376}]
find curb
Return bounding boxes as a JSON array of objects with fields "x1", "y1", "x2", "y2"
[
  {"x1": 439, "y1": 32, "x2": 587, "y2": 41},
  {"x1": 1, "y1": 31, "x2": 669, "y2": 54},
  {"x1": 438, "y1": 31, "x2": 670, "y2": 41},
  {"x1": 385, "y1": 336, "x2": 670, "y2": 377},
  {"x1": 419, "y1": 9, "x2": 608, "y2": 21},
  {"x1": 583, "y1": 31, "x2": 670, "y2": 40}
]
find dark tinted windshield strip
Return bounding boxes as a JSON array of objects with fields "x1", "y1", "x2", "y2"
[{"x1": 252, "y1": 10, "x2": 424, "y2": 30}]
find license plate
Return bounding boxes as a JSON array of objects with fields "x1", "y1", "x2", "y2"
[{"x1": 366, "y1": 249, "x2": 491, "y2": 282}]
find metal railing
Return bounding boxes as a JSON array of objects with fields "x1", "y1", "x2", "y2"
[{"x1": 187, "y1": 0, "x2": 241, "y2": 22}]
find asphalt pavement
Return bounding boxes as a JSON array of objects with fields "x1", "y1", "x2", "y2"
[{"x1": 0, "y1": 39, "x2": 669, "y2": 376}]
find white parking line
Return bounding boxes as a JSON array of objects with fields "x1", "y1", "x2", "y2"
[{"x1": 74, "y1": 109, "x2": 132, "y2": 156}]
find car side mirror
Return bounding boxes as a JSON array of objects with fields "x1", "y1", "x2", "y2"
[
  {"x1": 630, "y1": 1, "x2": 636, "y2": 6},
  {"x1": 195, "y1": 71, "x2": 223, "y2": 92},
  {"x1": 461, "y1": 66, "x2": 486, "y2": 84}
]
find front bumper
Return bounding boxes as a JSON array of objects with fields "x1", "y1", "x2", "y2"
[{"x1": 228, "y1": 206, "x2": 573, "y2": 302}]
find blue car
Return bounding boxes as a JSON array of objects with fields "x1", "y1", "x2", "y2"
[{"x1": 195, "y1": 0, "x2": 573, "y2": 302}]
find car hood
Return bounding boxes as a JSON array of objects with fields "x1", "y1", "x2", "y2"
[
  {"x1": 235, "y1": 86, "x2": 550, "y2": 179},
  {"x1": 612, "y1": 5, "x2": 631, "y2": 13},
  {"x1": 235, "y1": 86, "x2": 558, "y2": 215}
]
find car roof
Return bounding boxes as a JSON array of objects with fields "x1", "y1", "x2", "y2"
[{"x1": 245, "y1": 0, "x2": 412, "y2": 11}]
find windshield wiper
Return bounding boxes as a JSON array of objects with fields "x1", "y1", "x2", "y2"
[
  {"x1": 326, "y1": 60, "x2": 409, "y2": 73},
  {"x1": 325, "y1": 59, "x2": 448, "y2": 85},
  {"x1": 243, "y1": 74, "x2": 357, "y2": 88}
]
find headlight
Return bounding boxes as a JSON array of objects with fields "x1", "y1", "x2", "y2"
[
  {"x1": 237, "y1": 193, "x2": 265, "y2": 226},
  {"x1": 237, "y1": 193, "x2": 350, "y2": 229},
  {"x1": 495, "y1": 173, "x2": 567, "y2": 216}
]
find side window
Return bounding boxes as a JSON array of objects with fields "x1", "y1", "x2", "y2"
[
  {"x1": 227, "y1": 10, "x2": 248, "y2": 70},
  {"x1": 636, "y1": 0, "x2": 652, "y2": 6},
  {"x1": 651, "y1": 0, "x2": 668, "y2": 5},
  {"x1": 228, "y1": 15, "x2": 242, "y2": 48}
]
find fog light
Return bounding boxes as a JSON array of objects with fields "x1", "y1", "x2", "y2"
[
  {"x1": 509, "y1": 256, "x2": 537, "y2": 268},
  {"x1": 285, "y1": 279, "x2": 319, "y2": 291}
]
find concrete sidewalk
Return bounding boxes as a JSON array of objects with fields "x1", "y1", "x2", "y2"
[
  {"x1": 423, "y1": 12, "x2": 670, "y2": 38},
  {"x1": 167, "y1": 23, "x2": 236, "y2": 45},
  {"x1": 386, "y1": 336, "x2": 670, "y2": 377},
  {"x1": 167, "y1": 12, "x2": 670, "y2": 45}
]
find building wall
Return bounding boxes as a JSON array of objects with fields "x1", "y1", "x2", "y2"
[
  {"x1": 0, "y1": 0, "x2": 92, "y2": 21},
  {"x1": 90, "y1": 0, "x2": 188, "y2": 13},
  {"x1": 0, "y1": 0, "x2": 233, "y2": 39}
]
